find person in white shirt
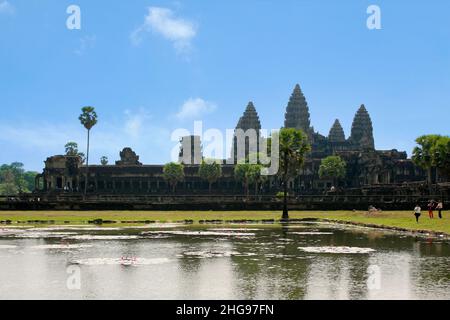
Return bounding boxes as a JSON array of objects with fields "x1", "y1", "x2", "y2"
[
  {"x1": 414, "y1": 205, "x2": 422, "y2": 223},
  {"x1": 436, "y1": 201, "x2": 443, "y2": 219}
]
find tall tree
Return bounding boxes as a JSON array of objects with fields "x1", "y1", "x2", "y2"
[
  {"x1": 162, "y1": 162, "x2": 185, "y2": 193},
  {"x1": 78, "y1": 107, "x2": 98, "y2": 194},
  {"x1": 318, "y1": 155, "x2": 347, "y2": 188},
  {"x1": 278, "y1": 128, "x2": 311, "y2": 220},
  {"x1": 432, "y1": 136, "x2": 450, "y2": 181},
  {"x1": 0, "y1": 163, "x2": 39, "y2": 195},
  {"x1": 198, "y1": 159, "x2": 222, "y2": 193},
  {"x1": 412, "y1": 135, "x2": 441, "y2": 187},
  {"x1": 64, "y1": 142, "x2": 85, "y2": 162}
]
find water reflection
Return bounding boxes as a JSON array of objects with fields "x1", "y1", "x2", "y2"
[{"x1": 0, "y1": 223, "x2": 449, "y2": 300}]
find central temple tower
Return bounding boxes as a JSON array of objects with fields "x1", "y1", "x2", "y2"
[{"x1": 284, "y1": 84, "x2": 311, "y2": 133}]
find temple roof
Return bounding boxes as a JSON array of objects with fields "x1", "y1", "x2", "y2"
[
  {"x1": 236, "y1": 101, "x2": 261, "y2": 131},
  {"x1": 349, "y1": 104, "x2": 375, "y2": 150},
  {"x1": 284, "y1": 84, "x2": 311, "y2": 132},
  {"x1": 328, "y1": 119, "x2": 346, "y2": 142}
]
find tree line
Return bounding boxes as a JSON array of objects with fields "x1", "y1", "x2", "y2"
[{"x1": 0, "y1": 163, "x2": 40, "y2": 195}]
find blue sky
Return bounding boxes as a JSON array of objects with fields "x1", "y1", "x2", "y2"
[{"x1": 0, "y1": 0, "x2": 449, "y2": 171}]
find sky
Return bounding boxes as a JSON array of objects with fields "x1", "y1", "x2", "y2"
[{"x1": 0, "y1": 0, "x2": 449, "y2": 171}]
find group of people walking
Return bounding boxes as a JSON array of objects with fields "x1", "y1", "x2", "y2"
[{"x1": 414, "y1": 200, "x2": 444, "y2": 223}]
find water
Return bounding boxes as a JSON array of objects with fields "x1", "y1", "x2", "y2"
[{"x1": 0, "y1": 222, "x2": 449, "y2": 300}]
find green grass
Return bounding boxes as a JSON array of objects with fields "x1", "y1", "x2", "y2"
[{"x1": 0, "y1": 210, "x2": 449, "y2": 234}]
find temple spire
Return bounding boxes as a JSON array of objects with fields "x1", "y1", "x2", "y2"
[
  {"x1": 236, "y1": 101, "x2": 261, "y2": 131},
  {"x1": 231, "y1": 101, "x2": 262, "y2": 162},
  {"x1": 349, "y1": 104, "x2": 375, "y2": 150},
  {"x1": 328, "y1": 119, "x2": 346, "y2": 142},
  {"x1": 284, "y1": 84, "x2": 311, "y2": 132}
]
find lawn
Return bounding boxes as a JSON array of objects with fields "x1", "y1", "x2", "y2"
[{"x1": 0, "y1": 210, "x2": 449, "y2": 235}]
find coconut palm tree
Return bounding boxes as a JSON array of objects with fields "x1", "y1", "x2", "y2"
[{"x1": 78, "y1": 106, "x2": 98, "y2": 194}]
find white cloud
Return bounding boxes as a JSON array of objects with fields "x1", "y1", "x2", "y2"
[
  {"x1": 131, "y1": 7, "x2": 197, "y2": 53},
  {"x1": 75, "y1": 35, "x2": 96, "y2": 56},
  {"x1": 0, "y1": 110, "x2": 172, "y2": 170},
  {"x1": 176, "y1": 98, "x2": 217, "y2": 120},
  {"x1": 0, "y1": 1, "x2": 14, "y2": 15},
  {"x1": 124, "y1": 108, "x2": 151, "y2": 138}
]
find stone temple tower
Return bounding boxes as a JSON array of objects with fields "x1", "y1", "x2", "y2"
[
  {"x1": 232, "y1": 101, "x2": 262, "y2": 163},
  {"x1": 236, "y1": 101, "x2": 261, "y2": 132},
  {"x1": 284, "y1": 84, "x2": 311, "y2": 133},
  {"x1": 349, "y1": 104, "x2": 375, "y2": 150},
  {"x1": 328, "y1": 119, "x2": 346, "y2": 143}
]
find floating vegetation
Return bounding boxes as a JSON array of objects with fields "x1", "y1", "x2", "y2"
[
  {"x1": 71, "y1": 257, "x2": 170, "y2": 266},
  {"x1": 16, "y1": 232, "x2": 78, "y2": 239},
  {"x1": 289, "y1": 232, "x2": 334, "y2": 235},
  {"x1": 142, "y1": 230, "x2": 255, "y2": 237},
  {"x1": 182, "y1": 250, "x2": 240, "y2": 258},
  {"x1": 208, "y1": 228, "x2": 261, "y2": 232},
  {"x1": 35, "y1": 227, "x2": 122, "y2": 231},
  {"x1": 67, "y1": 235, "x2": 140, "y2": 240},
  {"x1": 31, "y1": 244, "x2": 93, "y2": 250},
  {"x1": 297, "y1": 246, "x2": 376, "y2": 254}
]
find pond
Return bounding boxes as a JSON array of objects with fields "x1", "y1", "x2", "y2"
[{"x1": 0, "y1": 222, "x2": 449, "y2": 300}]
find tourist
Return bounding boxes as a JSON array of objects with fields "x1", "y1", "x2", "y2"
[
  {"x1": 436, "y1": 201, "x2": 443, "y2": 219},
  {"x1": 427, "y1": 201, "x2": 435, "y2": 219},
  {"x1": 414, "y1": 205, "x2": 422, "y2": 223}
]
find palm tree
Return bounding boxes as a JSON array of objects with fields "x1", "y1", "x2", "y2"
[
  {"x1": 234, "y1": 164, "x2": 252, "y2": 197},
  {"x1": 198, "y1": 159, "x2": 222, "y2": 193},
  {"x1": 278, "y1": 128, "x2": 311, "y2": 220},
  {"x1": 78, "y1": 106, "x2": 98, "y2": 194},
  {"x1": 162, "y1": 162, "x2": 185, "y2": 193}
]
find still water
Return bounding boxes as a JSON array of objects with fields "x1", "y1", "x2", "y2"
[{"x1": 0, "y1": 222, "x2": 449, "y2": 300}]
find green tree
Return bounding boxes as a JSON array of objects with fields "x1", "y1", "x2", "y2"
[
  {"x1": 318, "y1": 155, "x2": 347, "y2": 188},
  {"x1": 23, "y1": 171, "x2": 40, "y2": 191},
  {"x1": 234, "y1": 164, "x2": 252, "y2": 197},
  {"x1": 0, "y1": 167, "x2": 18, "y2": 195},
  {"x1": 100, "y1": 156, "x2": 109, "y2": 166},
  {"x1": 198, "y1": 159, "x2": 222, "y2": 193},
  {"x1": 0, "y1": 163, "x2": 39, "y2": 195},
  {"x1": 65, "y1": 142, "x2": 79, "y2": 156},
  {"x1": 234, "y1": 163, "x2": 261, "y2": 197},
  {"x1": 278, "y1": 128, "x2": 311, "y2": 220},
  {"x1": 412, "y1": 135, "x2": 442, "y2": 186},
  {"x1": 64, "y1": 142, "x2": 85, "y2": 163},
  {"x1": 79, "y1": 106, "x2": 98, "y2": 194},
  {"x1": 162, "y1": 162, "x2": 185, "y2": 193},
  {"x1": 432, "y1": 136, "x2": 450, "y2": 181},
  {"x1": 1, "y1": 163, "x2": 27, "y2": 193},
  {"x1": 247, "y1": 152, "x2": 269, "y2": 195}
]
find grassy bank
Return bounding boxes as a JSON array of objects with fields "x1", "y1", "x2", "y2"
[{"x1": 0, "y1": 210, "x2": 449, "y2": 235}]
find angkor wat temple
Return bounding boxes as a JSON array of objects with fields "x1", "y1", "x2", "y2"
[{"x1": 34, "y1": 84, "x2": 431, "y2": 199}]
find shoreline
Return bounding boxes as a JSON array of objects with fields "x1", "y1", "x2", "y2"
[{"x1": 0, "y1": 210, "x2": 448, "y2": 239}]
